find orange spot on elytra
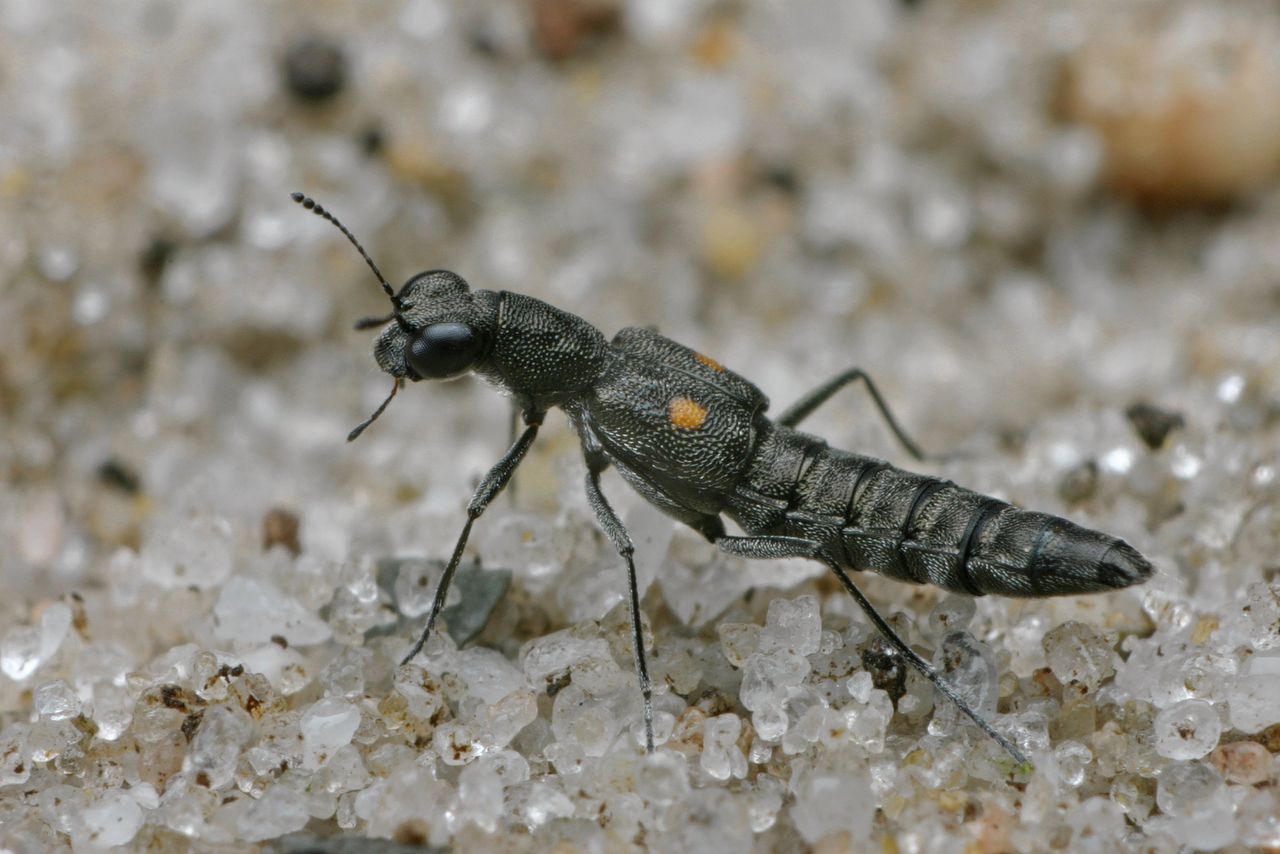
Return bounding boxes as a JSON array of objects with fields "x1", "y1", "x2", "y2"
[
  {"x1": 669, "y1": 397, "x2": 708, "y2": 430},
  {"x1": 694, "y1": 352, "x2": 725, "y2": 372}
]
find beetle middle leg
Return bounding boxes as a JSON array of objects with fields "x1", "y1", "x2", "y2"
[
  {"x1": 777, "y1": 367, "x2": 928, "y2": 461},
  {"x1": 583, "y1": 458, "x2": 657, "y2": 753},
  {"x1": 400, "y1": 411, "x2": 544, "y2": 666},
  {"x1": 712, "y1": 531, "x2": 1029, "y2": 765}
]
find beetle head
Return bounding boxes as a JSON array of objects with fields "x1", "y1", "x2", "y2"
[
  {"x1": 370, "y1": 270, "x2": 494, "y2": 383},
  {"x1": 291, "y1": 193, "x2": 495, "y2": 440}
]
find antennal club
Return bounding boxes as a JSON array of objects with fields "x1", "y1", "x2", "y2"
[{"x1": 291, "y1": 191, "x2": 398, "y2": 304}]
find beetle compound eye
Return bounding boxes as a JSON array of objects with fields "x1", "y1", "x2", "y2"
[{"x1": 406, "y1": 322, "x2": 483, "y2": 379}]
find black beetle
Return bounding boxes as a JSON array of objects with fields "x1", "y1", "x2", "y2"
[{"x1": 294, "y1": 192, "x2": 1153, "y2": 764}]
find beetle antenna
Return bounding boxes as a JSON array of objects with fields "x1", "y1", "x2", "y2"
[
  {"x1": 292, "y1": 192, "x2": 399, "y2": 305},
  {"x1": 353, "y1": 312, "x2": 397, "y2": 330},
  {"x1": 348, "y1": 378, "x2": 401, "y2": 442}
]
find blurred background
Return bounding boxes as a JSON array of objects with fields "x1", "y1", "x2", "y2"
[{"x1": 3, "y1": 0, "x2": 1280, "y2": 850}]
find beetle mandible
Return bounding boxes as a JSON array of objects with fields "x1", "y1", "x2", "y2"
[{"x1": 293, "y1": 192, "x2": 1153, "y2": 765}]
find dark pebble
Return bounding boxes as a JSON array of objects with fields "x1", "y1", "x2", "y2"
[
  {"x1": 97, "y1": 458, "x2": 141, "y2": 494},
  {"x1": 1058, "y1": 458, "x2": 1098, "y2": 504},
  {"x1": 262, "y1": 507, "x2": 302, "y2": 556},
  {"x1": 1125, "y1": 401, "x2": 1184, "y2": 450},
  {"x1": 283, "y1": 36, "x2": 348, "y2": 103}
]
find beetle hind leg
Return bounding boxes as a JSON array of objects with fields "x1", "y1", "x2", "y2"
[
  {"x1": 711, "y1": 529, "x2": 1030, "y2": 767},
  {"x1": 776, "y1": 367, "x2": 929, "y2": 461},
  {"x1": 820, "y1": 556, "x2": 1029, "y2": 766}
]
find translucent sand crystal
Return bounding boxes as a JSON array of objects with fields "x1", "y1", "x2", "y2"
[
  {"x1": 790, "y1": 768, "x2": 875, "y2": 845},
  {"x1": 231, "y1": 785, "x2": 311, "y2": 843},
  {"x1": 1227, "y1": 655, "x2": 1280, "y2": 732},
  {"x1": 213, "y1": 576, "x2": 332, "y2": 646},
  {"x1": 300, "y1": 698, "x2": 361, "y2": 770},
  {"x1": 759, "y1": 594, "x2": 822, "y2": 658},
  {"x1": 1153, "y1": 699, "x2": 1221, "y2": 760},
  {"x1": 187, "y1": 704, "x2": 253, "y2": 790},
  {"x1": 0, "y1": 626, "x2": 43, "y2": 682},
  {"x1": 1, "y1": 603, "x2": 70, "y2": 682},
  {"x1": 80, "y1": 791, "x2": 144, "y2": 849},
  {"x1": 1155, "y1": 761, "x2": 1235, "y2": 850},
  {"x1": 32, "y1": 680, "x2": 80, "y2": 721},
  {"x1": 1043, "y1": 621, "x2": 1116, "y2": 692},
  {"x1": 701, "y1": 713, "x2": 747, "y2": 781}
]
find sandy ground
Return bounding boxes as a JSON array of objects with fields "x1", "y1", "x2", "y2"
[{"x1": 2, "y1": 1, "x2": 1280, "y2": 851}]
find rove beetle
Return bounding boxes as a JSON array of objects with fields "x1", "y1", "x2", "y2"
[{"x1": 293, "y1": 192, "x2": 1153, "y2": 765}]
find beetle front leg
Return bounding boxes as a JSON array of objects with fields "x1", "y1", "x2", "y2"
[
  {"x1": 583, "y1": 462, "x2": 656, "y2": 753},
  {"x1": 400, "y1": 411, "x2": 544, "y2": 666}
]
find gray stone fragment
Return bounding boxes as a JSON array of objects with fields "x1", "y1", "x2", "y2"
[{"x1": 374, "y1": 557, "x2": 512, "y2": 646}]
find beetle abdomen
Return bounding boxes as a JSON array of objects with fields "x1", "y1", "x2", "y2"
[
  {"x1": 733, "y1": 425, "x2": 1153, "y2": 598},
  {"x1": 837, "y1": 461, "x2": 1152, "y2": 596}
]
